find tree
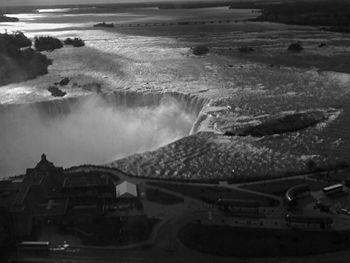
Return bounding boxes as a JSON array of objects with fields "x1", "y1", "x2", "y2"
[{"x1": 34, "y1": 36, "x2": 63, "y2": 52}]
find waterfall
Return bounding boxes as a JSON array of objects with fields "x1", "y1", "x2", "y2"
[
  {"x1": 0, "y1": 91, "x2": 208, "y2": 121},
  {"x1": 0, "y1": 91, "x2": 208, "y2": 177}
]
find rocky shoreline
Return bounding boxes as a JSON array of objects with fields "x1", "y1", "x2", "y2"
[{"x1": 0, "y1": 15, "x2": 19, "y2": 22}]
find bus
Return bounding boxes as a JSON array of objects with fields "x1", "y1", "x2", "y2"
[
  {"x1": 323, "y1": 184, "x2": 343, "y2": 195},
  {"x1": 19, "y1": 241, "x2": 51, "y2": 252}
]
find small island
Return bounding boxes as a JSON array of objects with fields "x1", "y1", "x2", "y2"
[
  {"x1": 93, "y1": 22, "x2": 114, "y2": 28},
  {"x1": 0, "y1": 32, "x2": 52, "y2": 86}
]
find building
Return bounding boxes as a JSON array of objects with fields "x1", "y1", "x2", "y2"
[
  {"x1": 0, "y1": 154, "x2": 116, "y2": 238},
  {"x1": 323, "y1": 184, "x2": 343, "y2": 195},
  {"x1": 115, "y1": 181, "x2": 138, "y2": 199},
  {"x1": 9, "y1": 154, "x2": 66, "y2": 237}
]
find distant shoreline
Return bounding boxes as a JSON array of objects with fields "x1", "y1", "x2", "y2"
[
  {"x1": 0, "y1": 14, "x2": 18, "y2": 22},
  {"x1": 0, "y1": 0, "x2": 262, "y2": 13}
]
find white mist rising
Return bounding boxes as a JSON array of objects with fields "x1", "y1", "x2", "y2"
[{"x1": 0, "y1": 96, "x2": 196, "y2": 177}]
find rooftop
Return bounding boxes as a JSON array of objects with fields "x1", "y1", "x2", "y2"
[{"x1": 116, "y1": 181, "x2": 138, "y2": 198}]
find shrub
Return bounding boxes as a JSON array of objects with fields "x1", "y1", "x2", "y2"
[
  {"x1": 237, "y1": 111, "x2": 325, "y2": 137},
  {"x1": 0, "y1": 31, "x2": 31, "y2": 51},
  {"x1": 192, "y1": 45, "x2": 209, "y2": 56},
  {"x1": 64, "y1": 37, "x2": 85, "y2": 47},
  {"x1": 34, "y1": 36, "x2": 63, "y2": 51},
  {"x1": 0, "y1": 32, "x2": 52, "y2": 86}
]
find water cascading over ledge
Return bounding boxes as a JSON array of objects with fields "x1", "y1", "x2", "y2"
[
  {"x1": 0, "y1": 91, "x2": 209, "y2": 178},
  {"x1": 0, "y1": 90, "x2": 208, "y2": 118}
]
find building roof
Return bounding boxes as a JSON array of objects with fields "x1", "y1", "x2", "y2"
[
  {"x1": 323, "y1": 184, "x2": 343, "y2": 192},
  {"x1": 115, "y1": 181, "x2": 138, "y2": 198}
]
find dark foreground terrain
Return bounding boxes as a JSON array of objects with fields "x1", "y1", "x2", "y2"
[{"x1": 179, "y1": 224, "x2": 350, "y2": 257}]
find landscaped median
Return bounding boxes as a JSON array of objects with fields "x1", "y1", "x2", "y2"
[{"x1": 179, "y1": 223, "x2": 350, "y2": 257}]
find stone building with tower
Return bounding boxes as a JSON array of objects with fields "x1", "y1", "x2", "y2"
[{"x1": 0, "y1": 154, "x2": 119, "y2": 239}]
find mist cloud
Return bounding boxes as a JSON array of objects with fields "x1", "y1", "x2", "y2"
[{"x1": 0, "y1": 96, "x2": 195, "y2": 177}]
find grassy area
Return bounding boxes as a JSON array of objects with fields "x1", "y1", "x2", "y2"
[
  {"x1": 145, "y1": 188, "x2": 184, "y2": 205},
  {"x1": 147, "y1": 182, "x2": 278, "y2": 207},
  {"x1": 60, "y1": 215, "x2": 156, "y2": 246},
  {"x1": 241, "y1": 178, "x2": 328, "y2": 197},
  {"x1": 0, "y1": 32, "x2": 51, "y2": 86},
  {"x1": 179, "y1": 223, "x2": 350, "y2": 257},
  {"x1": 309, "y1": 169, "x2": 350, "y2": 184}
]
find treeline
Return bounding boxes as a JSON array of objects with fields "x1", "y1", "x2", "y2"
[
  {"x1": 249, "y1": 1, "x2": 350, "y2": 32},
  {"x1": 0, "y1": 32, "x2": 52, "y2": 86},
  {"x1": 34, "y1": 36, "x2": 85, "y2": 51},
  {"x1": 0, "y1": 33, "x2": 86, "y2": 86}
]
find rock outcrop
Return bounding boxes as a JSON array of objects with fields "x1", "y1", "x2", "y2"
[
  {"x1": 288, "y1": 42, "x2": 303, "y2": 52},
  {"x1": 55, "y1": 77, "x2": 70, "y2": 86},
  {"x1": 93, "y1": 22, "x2": 114, "y2": 28},
  {"x1": 192, "y1": 46, "x2": 209, "y2": 56},
  {"x1": 237, "y1": 46, "x2": 254, "y2": 53}
]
